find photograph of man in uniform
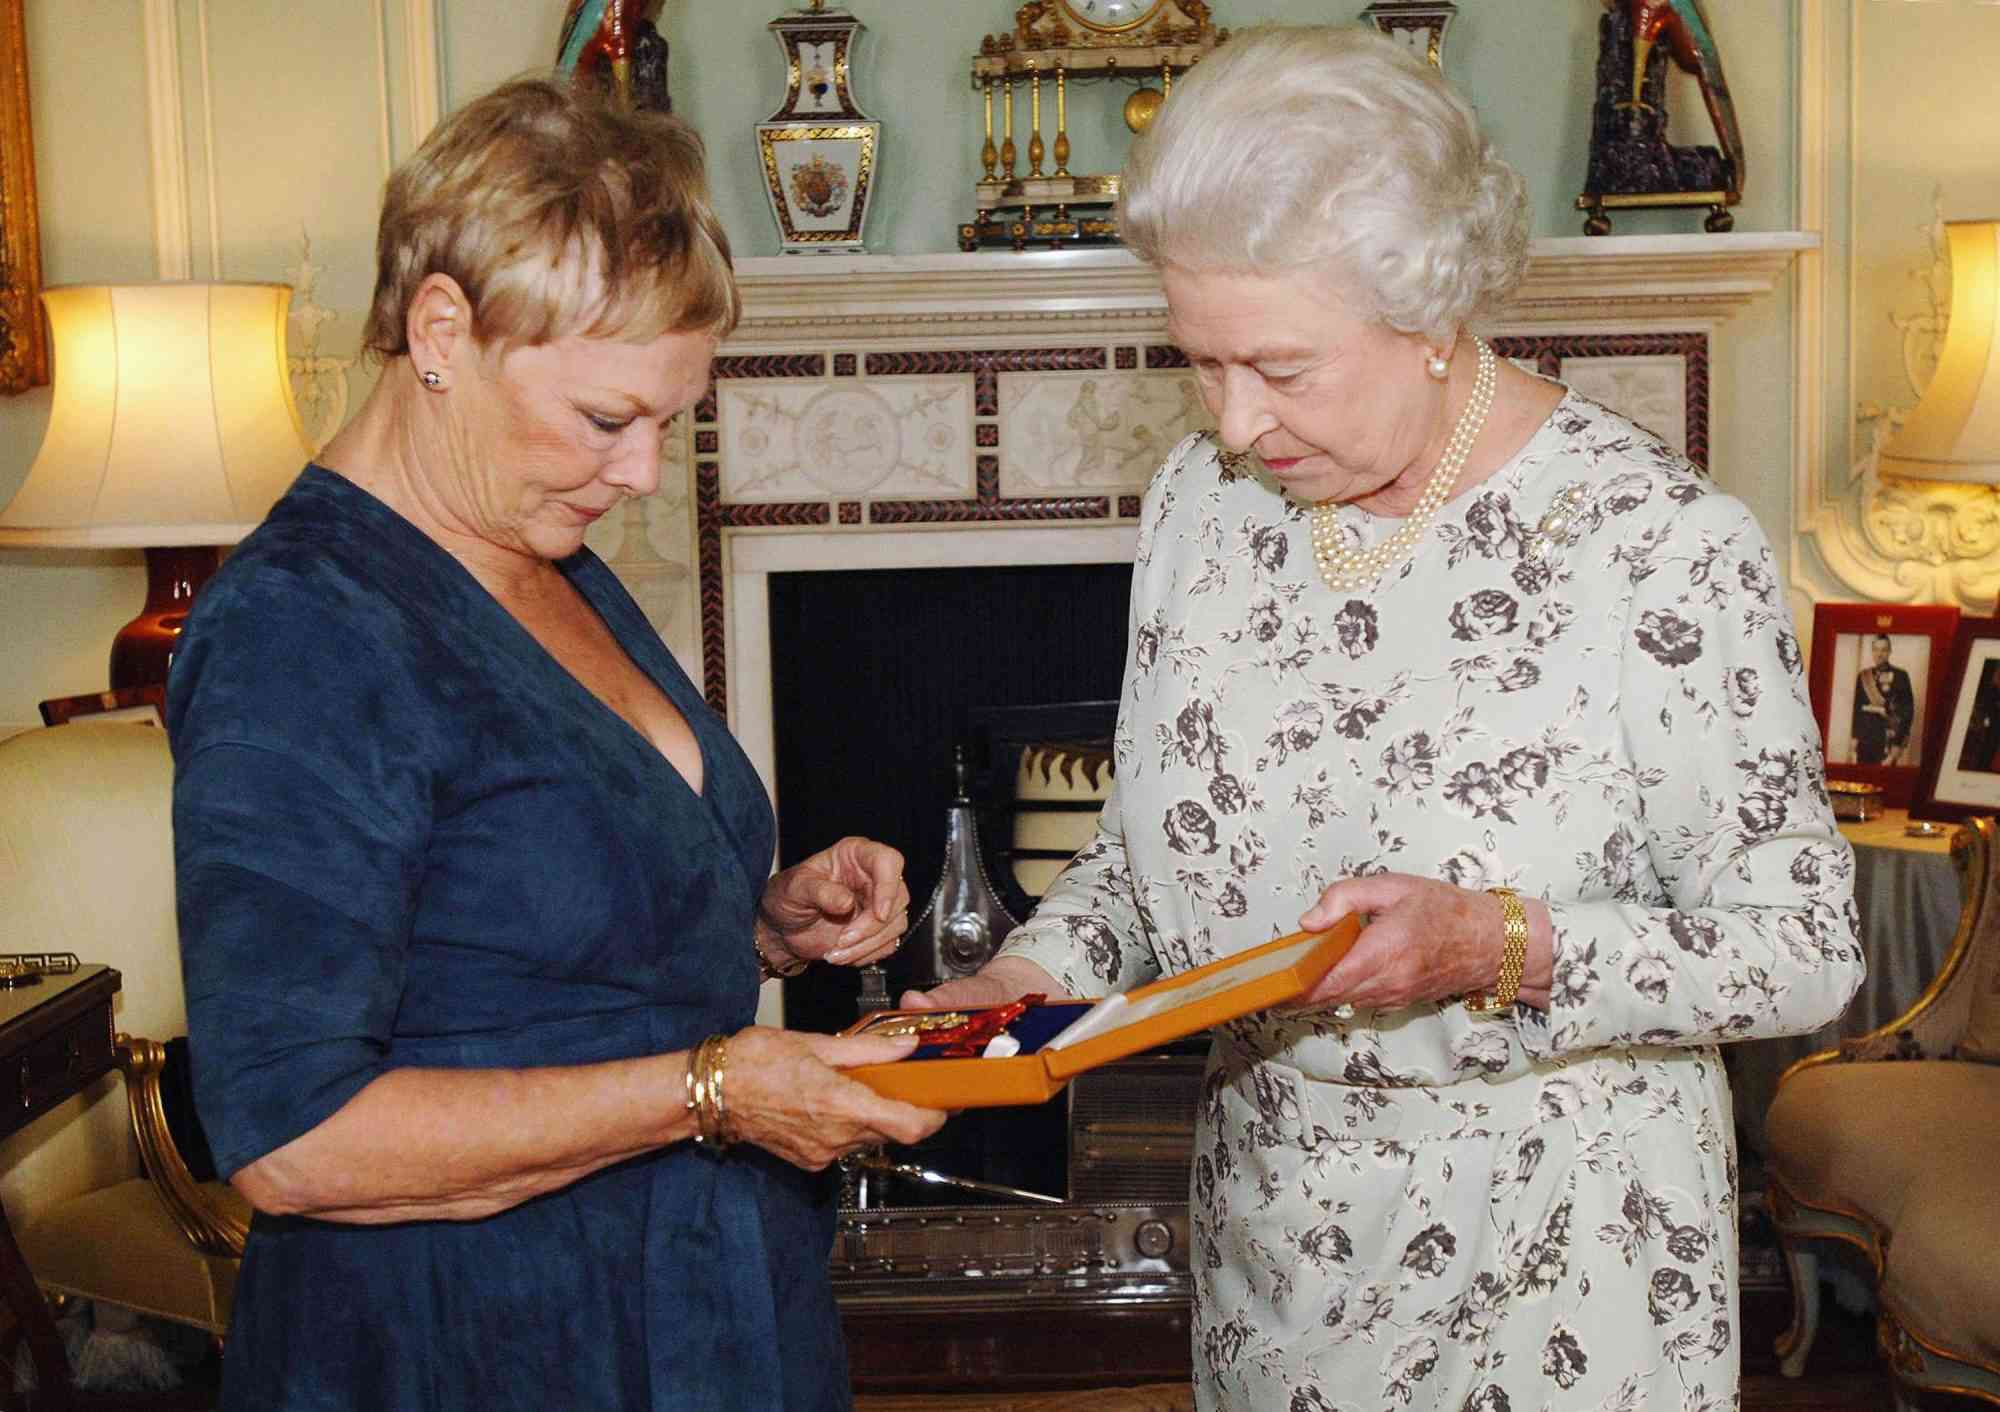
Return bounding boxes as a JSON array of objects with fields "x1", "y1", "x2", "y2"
[
  {"x1": 1851, "y1": 633, "x2": 1916, "y2": 766},
  {"x1": 1957, "y1": 658, "x2": 2000, "y2": 774}
]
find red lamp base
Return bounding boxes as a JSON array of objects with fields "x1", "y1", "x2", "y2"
[{"x1": 109, "y1": 545, "x2": 223, "y2": 690}]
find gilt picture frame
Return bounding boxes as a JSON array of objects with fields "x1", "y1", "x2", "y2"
[
  {"x1": 1806, "y1": 601, "x2": 1959, "y2": 809},
  {"x1": 0, "y1": 0, "x2": 47, "y2": 395}
]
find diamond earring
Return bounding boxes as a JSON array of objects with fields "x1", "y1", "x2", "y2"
[{"x1": 421, "y1": 369, "x2": 444, "y2": 390}]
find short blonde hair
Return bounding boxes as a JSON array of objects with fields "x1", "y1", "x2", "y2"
[
  {"x1": 1119, "y1": 25, "x2": 1527, "y2": 341},
  {"x1": 362, "y1": 76, "x2": 738, "y2": 357}
]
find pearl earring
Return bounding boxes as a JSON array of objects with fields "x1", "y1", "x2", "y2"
[
  {"x1": 1426, "y1": 350, "x2": 1451, "y2": 380},
  {"x1": 421, "y1": 369, "x2": 444, "y2": 390}
]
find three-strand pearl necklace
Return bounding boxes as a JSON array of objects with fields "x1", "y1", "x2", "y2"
[{"x1": 1308, "y1": 335, "x2": 1498, "y2": 594}]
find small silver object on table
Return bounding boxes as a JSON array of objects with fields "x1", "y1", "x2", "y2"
[{"x1": 1904, "y1": 819, "x2": 1950, "y2": 839}]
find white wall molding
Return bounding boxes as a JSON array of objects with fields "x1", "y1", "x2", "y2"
[
  {"x1": 1790, "y1": 0, "x2": 1835, "y2": 619},
  {"x1": 400, "y1": 0, "x2": 443, "y2": 156},
  {"x1": 194, "y1": 0, "x2": 221, "y2": 276},
  {"x1": 141, "y1": 0, "x2": 192, "y2": 280},
  {"x1": 1791, "y1": 0, "x2": 1912, "y2": 610}
]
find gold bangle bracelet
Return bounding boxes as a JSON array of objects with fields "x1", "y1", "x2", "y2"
[
  {"x1": 704, "y1": 1034, "x2": 730, "y2": 1146},
  {"x1": 1465, "y1": 886, "x2": 1528, "y2": 1014},
  {"x1": 685, "y1": 1033, "x2": 732, "y2": 1146}
]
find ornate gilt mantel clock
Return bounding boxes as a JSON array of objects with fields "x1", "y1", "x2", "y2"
[{"x1": 960, "y1": 1, "x2": 1227, "y2": 252}]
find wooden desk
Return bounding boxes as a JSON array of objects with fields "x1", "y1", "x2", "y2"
[{"x1": 0, "y1": 964, "x2": 120, "y2": 1412}]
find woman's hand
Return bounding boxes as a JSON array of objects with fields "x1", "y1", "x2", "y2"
[
  {"x1": 720, "y1": 1027, "x2": 946, "y2": 1170},
  {"x1": 896, "y1": 955, "x2": 1061, "y2": 1012},
  {"x1": 757, "y1": 836, "x2": 911, "y2": 973},
  {"x1": 1296, "y1": 872, "x2": 1551, "y2": 1011}
]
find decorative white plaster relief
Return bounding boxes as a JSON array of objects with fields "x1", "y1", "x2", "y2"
[
  {"x1": 1803, "y1": 189, "x2": 2000, "y2": 610},
  {"x1": 1000, "y1": 370, "x2": 1209, "y2": 497},
  {"x1": 284, "y1": 232, "x2": 357, "y2": 452},
  {"x1": 1559, "y1": 356, "x2": 1689, "y2": 455},
  {"x1": 1887, "y1": 196, "x2": 1949, "y2": 396},
  {"x1": 719, "y1": 379, "x2": 972, "y2": 500}
]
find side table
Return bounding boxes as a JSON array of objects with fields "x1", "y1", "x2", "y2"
[{"x1": 0, "y1": 964, "x2": 121, "y2": 1412}]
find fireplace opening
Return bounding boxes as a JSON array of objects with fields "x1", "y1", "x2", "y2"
[
  {"x1": 768, "y1": 560, "x2": 1133, "y2": 1028},
  {"x1": 768, "y1": 559, "x2": 1132, "y2": 1200}
]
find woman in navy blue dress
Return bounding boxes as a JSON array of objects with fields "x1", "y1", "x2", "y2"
[{"x1": 167, "y1": 77, "x2": 945, "y2": 1411}]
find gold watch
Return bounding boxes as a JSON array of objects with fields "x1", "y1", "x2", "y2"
[{"x1": 1465, "y1": 886, "x2": 1527, "y2": 1013}]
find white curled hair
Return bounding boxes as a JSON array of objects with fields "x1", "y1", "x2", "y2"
[{"x1": 1119, "y1": 24, "x2": 1528, "y2": 343}]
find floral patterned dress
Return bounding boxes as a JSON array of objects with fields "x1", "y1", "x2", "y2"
[{"x1": 997, "y1": 392, "x2": 1865, "y2": 1412}]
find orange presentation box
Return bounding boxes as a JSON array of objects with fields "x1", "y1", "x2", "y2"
[{"x1": 842, "y1": 917, "x2": 1360, "y2": 1109}]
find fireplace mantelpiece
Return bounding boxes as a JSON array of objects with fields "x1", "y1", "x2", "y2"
[{"x1": 725, "y1": 235, "x2": 1816, "y2": 340}]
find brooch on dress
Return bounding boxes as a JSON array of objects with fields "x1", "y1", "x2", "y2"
[{"x1": 1524, "y1": 482, "x2": 1591, "y2": 564}]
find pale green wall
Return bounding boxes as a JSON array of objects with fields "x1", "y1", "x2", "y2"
[
  {"x1": 448, "y1": 1, "x2": 1795, "y2": 255},
  {"x1": 0, "y1": 1, "x2": 1806, "y2": 725}
]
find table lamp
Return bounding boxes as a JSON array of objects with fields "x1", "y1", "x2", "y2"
[
  {"x1": 1878, "y1": 219, "x2": 2000, "y2": 485},
  {"x1": 0, "y1": 282, "x2": 312, "y2": 689}
]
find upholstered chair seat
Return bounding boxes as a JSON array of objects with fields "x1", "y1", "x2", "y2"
[
  {"x1": 12, "y1": 1171, "x2": 247, "y2": 1335},
  {"x1": 0, "y1": 723, "x2": 247, "y2": 1356},
  {"x1": 1764, "y1": 814, "x2": 2000, "y2": 1409}
]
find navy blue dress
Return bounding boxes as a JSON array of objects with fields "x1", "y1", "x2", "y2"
[{"x1": 168, "y1": 466, "x2": 849, "y2": 1411}]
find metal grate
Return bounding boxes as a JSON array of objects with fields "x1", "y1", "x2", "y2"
[{"x1": 1066, "y1": 1055, "x2": 1203, "y2": 1204}]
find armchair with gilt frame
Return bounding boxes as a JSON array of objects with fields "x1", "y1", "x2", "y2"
[{"x1": 1764, "y1": 814, "x2": 2000, "y2": 1409}]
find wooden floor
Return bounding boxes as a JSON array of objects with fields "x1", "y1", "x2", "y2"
[
  {"x1": 853, "y1": 1294, "x2": 1988, "y2": 1412},
  {"x1": 1740, "y1": 1291, "x2": 1991, "y2": 1412},
  {"x1": 856, "y1": 1368, "x2": 1946, "y2": 1412}
]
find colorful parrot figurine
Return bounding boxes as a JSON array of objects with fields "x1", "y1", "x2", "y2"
[
  {"x1": 558, "y1": 0, "x2": 669, "y2": 112},
  {"x1": 1616, "y1": 0, "x2": 1745, "y2": 191},
  {"x1": 558, "y1": 0, "x2": 622, "y2": 94}
]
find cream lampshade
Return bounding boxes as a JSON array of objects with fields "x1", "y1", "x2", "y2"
[
  {"x1": 1879, "y1": 219, "x2": 2000, "y2": 485},
  {"x1": 0, "y1": 282, "x2": 312, "y2": 688}
]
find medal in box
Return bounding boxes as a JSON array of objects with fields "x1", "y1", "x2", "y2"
[{"x1": 843, "y1": 918, "x2": 1361, "y2": 1108}]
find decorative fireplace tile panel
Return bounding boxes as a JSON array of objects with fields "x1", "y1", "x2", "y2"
[
  {"x1": 1557, "y1": 354, "x2": 1689, "y2": 457},
  {"x1": 1491, "y1": 333, "x2": 1707, "y2": 470},
  {"x1": 718, "y1": 378, "x2": 973, "y2": 501},
  {"x1": 999, "y1": 369, "x2": 1210, "y2": 498}
]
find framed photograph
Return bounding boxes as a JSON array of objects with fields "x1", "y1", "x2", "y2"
[
  {"x1": 0, "y1": 0, "x2": 47, "y2": 395},
  {"x1": 1807, "y1": 602, "x2": 1959, "y2": 807},
  {"x1": 38, "y1": 685, "x2": 167, "y2": 728},
  {"x1": 1912, "y1": 616, "x2": 2000, "y2": 822}
]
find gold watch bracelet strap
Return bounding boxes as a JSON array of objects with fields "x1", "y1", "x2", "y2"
[
  {"x1": 1464, "y1": 886, "x2": 1528, "y2": 1013},
  {"x1": 755, "y1": 910, "x2": 811, "y2": 982}
]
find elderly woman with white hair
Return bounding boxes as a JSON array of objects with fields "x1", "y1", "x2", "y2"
[{"x1": 909, "y1": 25, "x2": 1863, "y2": 1411}]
